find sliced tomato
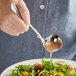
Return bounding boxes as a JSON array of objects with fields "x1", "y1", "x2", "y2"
[
  {"x1": 67, "y1": 66, "x2": 73, "y2": 71},
  {"x1": 35, "y1": 63, "x2": 43, "y2": 68},
  {"x1": 56, "y1": 63, "x2": 62, "y2": 66}
]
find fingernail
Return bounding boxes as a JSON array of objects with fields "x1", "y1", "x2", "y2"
[
  {"x1": 21, "y1": 32, "x2": 24, "y2": 34},
  {"x1": 16, "y1": 34, "x2": 20, "y2": 36},
  {"x1": 26, "y1": 25, "x2": 29, "y2": 31},
  {"x1": 26, "y1": 18, "x2": 30, "y2": 25}
]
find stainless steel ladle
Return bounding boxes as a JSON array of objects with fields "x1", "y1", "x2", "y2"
[{"x1": 11, "y1": 3, "x2": 62, "y2": 52}]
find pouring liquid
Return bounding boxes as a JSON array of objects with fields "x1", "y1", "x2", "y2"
[{"x1": 44, "y1": 41, "x2": 61, "y2": 62}]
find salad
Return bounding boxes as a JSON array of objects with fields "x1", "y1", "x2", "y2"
[{"x1": 11, "y1": 57, "x2": 76, "y2": 76}]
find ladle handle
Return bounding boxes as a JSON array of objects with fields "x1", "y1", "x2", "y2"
[
  {"x1": 11, "y1": 3, "x2": 44, "y2": 43},
  {"x1": 29, "y1": 24, "x2": 44, "y2": 43}
]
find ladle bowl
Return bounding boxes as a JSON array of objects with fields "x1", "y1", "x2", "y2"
[{"x1": 43, "y1": 34, "x2": 62, "y2": 53}]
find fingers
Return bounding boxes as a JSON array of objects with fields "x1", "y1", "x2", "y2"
[
  {"x1": 1, "y1": 10, "x2": 29, "y2": 36},
  {"x1": 1, "y1": 26, "x2": 20, "y2": 36},
  {"x1": 13, "y1": 0, "x2": 30, "y2": 25},
  {"x1": 0, "y1": 0, "x2": 30, "y2": 36}
]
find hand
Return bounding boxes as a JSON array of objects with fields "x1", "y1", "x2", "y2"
[{"x1": 0, "y1": 0, "x2": 30, "y2": 36}]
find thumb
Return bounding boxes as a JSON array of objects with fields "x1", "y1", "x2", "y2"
[{"x1": 13, "y1": 0, "x2": 30, "y2": 25}]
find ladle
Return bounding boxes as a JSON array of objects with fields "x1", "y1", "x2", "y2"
[{"x1": 11, "y1": 3, "x2": 62, "y2": 55}]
